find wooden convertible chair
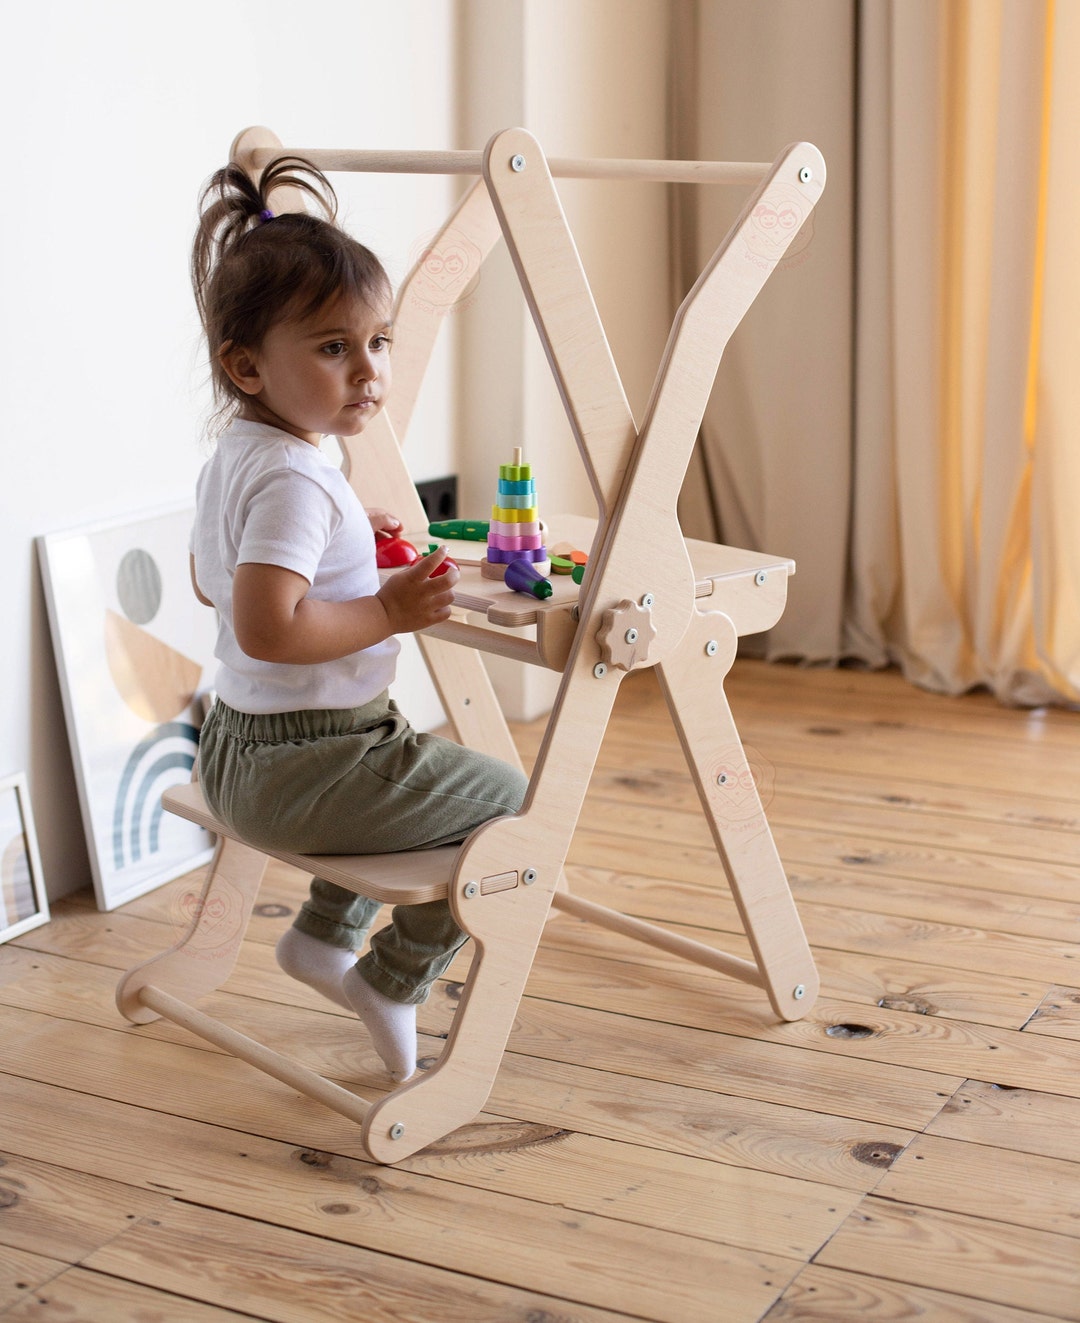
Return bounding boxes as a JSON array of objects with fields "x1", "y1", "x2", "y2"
[{"x1": 117, "y1": 126, "x2": 824, "y2": 1164}]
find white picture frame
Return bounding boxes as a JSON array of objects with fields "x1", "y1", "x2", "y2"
[
  {"x1": 0, "y1": 772, "x2": 50, "y2": 943},
  {"x1": 38, "y1": 504, "x2": 219, "y2": 911}
]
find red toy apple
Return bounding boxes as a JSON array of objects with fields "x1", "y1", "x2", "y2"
[
  {"x1": 375, "y1": 531, "x2": 419, "y2": 567},
  {"x1": 426, "y1": 544, "x2": 457, "y2": 577}
]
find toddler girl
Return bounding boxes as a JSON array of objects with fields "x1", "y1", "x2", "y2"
[{"x1": 189, "y1": 156, "x2": 527, "y2": 1083}]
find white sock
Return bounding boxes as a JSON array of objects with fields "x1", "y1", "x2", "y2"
[
  {"x1": 275, "y1": 928, "x2": 355, "y2": 1011},
  {"x1": 341, "y1": 965, "x2": 417, "y2": 1083}
]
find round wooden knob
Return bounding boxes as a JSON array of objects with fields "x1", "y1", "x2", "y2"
[{"x1": 595, "y1": 598, "x2": 658, "y2": 670}]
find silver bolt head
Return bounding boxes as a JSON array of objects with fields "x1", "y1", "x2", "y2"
[
  {"x1": 593, "y1": 662, "x2": 608, "y2": 678},
  {"x1": 793, "y1": 984, "x2": 806, "y2": 1000},
  {"x1": 705, "y1": 639, "x2": 718, "y2": 657},
  {"x1": 523, "y1": 868, "x2": 538, "y2": 885},
  {"x1": 463, "y1": 881, "x2": 478, "y2": 898},
  {"x1": 511, "y1": 153, "x2": 527, "y2": 172},
  {"x1": 754, "y1": 571, "x2": 768, "y2": 586},
  {"x1": 640, "y1": 593, "x2": 655, "y2": 607},
  {"x1": 625, "y1": 628, "x2": 639, "y2": 644},
  {"x1": 389, "y1": 1122, "x2": 406, "y2": 1140},
  {"x1": 798, "y1": 166, "x2": 812, "y2": 183}
]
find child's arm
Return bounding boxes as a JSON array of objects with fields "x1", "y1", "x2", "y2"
[
  {"x1": 232, "y1": 548, "x2": 457, "y2": 665},
  {"x1": 189, "y1": 554, "x2": 214, "y2": 607}
]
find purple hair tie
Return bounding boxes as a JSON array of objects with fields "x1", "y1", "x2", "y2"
[{"x1": 258, "y1": 208, "x2": 275, "y2": 223}]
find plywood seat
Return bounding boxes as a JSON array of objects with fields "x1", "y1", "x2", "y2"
[{"x1": 162, "y1": 781, "x2": 458, "y2": 906}]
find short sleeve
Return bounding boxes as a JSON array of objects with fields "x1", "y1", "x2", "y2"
[{"x1": 236, "y1": 469, "x2": 339, "y2": 585}]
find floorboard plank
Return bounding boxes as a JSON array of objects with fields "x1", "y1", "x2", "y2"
[
  {"x1": 925, "y1": 1078, "x2": 1080, "y2": 1162},
  {"x1": 2, "y1": 1267, "x2": 264, "y2": 1322},
  {"x1": 86, "y1": 1202, "x2": 645, "y2": 1323},
  {"x1": 816, "y1": 1196, "x2": 1080, "y2": 1319},
  {"x1": 0, "y1": 1248, "x2": 67, "y2": 1315},
  {"x1": 0, "y1": 1152, "x2": 171, "y2": 1265},
  {"x1": 764, "y1": 1262, "x2": 1066, "y2": 1321},
  {"x1": 876, "y1": 1133, "x2": 1080, "y2": 1236}
]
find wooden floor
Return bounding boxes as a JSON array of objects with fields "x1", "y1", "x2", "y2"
[{"x1": 2, "y1": 659, "x2": 1079, "y2": 1322}]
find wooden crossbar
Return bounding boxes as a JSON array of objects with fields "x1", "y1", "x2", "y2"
[
  {"x1": 248, "y1": 146, "x2": 771, "y2": 184},
  {"x1": 138, "y1": 986, "x2": 372, "y2": 1124},
  {"x1": 549, "y1": 892, "x2": 766, "y2": 987}
]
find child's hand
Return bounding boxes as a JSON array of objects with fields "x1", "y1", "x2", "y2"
[
  {"x1": 368, "y1": 508, "x2": 402, "y2": 538},
  {"x1": 376, "y1": 546, "x2": 459, "y2": 634}
]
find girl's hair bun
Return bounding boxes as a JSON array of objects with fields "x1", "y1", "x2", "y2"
[{"x1": 190, "y1": 155, "x2": 391, "y2": 432}]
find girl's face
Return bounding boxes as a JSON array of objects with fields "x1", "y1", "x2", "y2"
[{"x1": 222, "y1": 294, "x2": 393, "y2": 445}]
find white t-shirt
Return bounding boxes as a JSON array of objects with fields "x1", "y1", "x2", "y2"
[{"x1": 191, "y1": 419, "x2": 399, "y2": 714}]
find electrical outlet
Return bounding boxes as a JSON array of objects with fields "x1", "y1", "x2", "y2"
[{"x1": 415, "y1": 476, "x2": 458, "y2": 524}]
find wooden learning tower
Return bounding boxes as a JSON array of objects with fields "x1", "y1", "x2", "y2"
[{"x1": 117, "y1": 126, "x2": 825, "y2": 1164}]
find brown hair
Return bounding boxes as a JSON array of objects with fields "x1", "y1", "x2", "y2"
[{"x1": 191, "y1": 156, "x2": 391, "y2": 430}]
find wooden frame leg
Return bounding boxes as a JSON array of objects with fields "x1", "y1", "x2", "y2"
[
  {"x1": 116, "y1": 834, "x2": 269, "y2": 1024},
  {"x1": 416, "y1": 634, "x2": 523, "y2": 772},
  {"x1": 655, "y1": 610, "x2": 819, "y2": 1020},
  {"x1": 360, "y1": 807, "x2": 561, "y2": 1163},
  {"x1": 416, "y1": 634, "x2": 569, "y2": 918}
]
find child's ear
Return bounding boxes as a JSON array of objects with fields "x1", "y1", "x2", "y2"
[{"x1": 219, "y1": 342, "x2": 262, "y2": 396}]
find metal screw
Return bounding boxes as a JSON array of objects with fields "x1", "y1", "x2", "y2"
[
  {"x1": 523, "y1": 869, "x2": 538, "y2": 885},
  {"x1": 625, "y1": 628, "x2": 639, "y2": 644},
  {"x1": 793, "y1": 984, "x2": 806, "y2": 1000},
  {"x1": 717, "y1": 773, "x2": 728, "y2": 785},
  {"x1": 705, "y1": 639, "x2": 718, "y2": 657},
  {"x1": 754, "y1": 571, "x2": 768, "y2": 586},
  {"x1": 388, "y1": 1122, "x2": 406, "y2": 1140},
  {"x1": 640, "y1": 593, "x2": 655, "y2": 608},
  {"x1": 593, "y1": 662, "x2": 608, "y2": 678},
  {"x1": 511, "y1": 154, "x2": 527, "y2": 172},
  {"x1": 798, "y1": 166, "x2": 812, "y2": 183},
  {"x1": 463, "y1": 881, "x2": 479, "y2": 899}
]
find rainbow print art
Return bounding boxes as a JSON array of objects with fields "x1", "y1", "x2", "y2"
[{"x1": 39, "y1": 506, "x2": 218, "y2": 911}]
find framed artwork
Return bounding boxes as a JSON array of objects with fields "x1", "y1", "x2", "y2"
[
  {"x1": 0, "y1": 773, "x2": 49, "y2": 943},
  {"x1": 38, "y1": 504, "x2": 219, "y2": 911}
]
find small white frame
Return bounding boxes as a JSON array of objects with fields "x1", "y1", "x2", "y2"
[{"x1": 0, "y1": 772, "x2": 50, "y2": 943}]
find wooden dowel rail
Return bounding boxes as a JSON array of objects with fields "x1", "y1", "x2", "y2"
[
  {"x1": 251, "y1": 146, "x2": 770, "y2": 185},
  {"x1": 137, "y1": 985, "x2": 372, "y2": 1124},
  {"x1": 549, "y1": 892, "x2": 766, "y2": 987},
  {"x1": 421, "y1": 619, "x2": 546, "y2": 667}
]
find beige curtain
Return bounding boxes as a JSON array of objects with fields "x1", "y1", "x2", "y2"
[{"x1": 675, "y1": 0, "x2": 1080, "y2": 705}]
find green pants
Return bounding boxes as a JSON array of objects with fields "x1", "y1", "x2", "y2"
[{"x1": 197, "y1": 693, "x2": 528, "y2": 1003}]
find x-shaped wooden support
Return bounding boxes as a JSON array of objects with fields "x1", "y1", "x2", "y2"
[{"x1": 211, "y1": 126, "x2": 826, "y2": 1161}]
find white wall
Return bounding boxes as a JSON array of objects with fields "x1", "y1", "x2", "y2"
[{"x1": 3, "y1": 0, "x2": 459, "y2": 902}]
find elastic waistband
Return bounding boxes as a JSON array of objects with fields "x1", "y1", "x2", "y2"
[{"x1": 206, "y1": 692, "x2": 397, "y2": 742}]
